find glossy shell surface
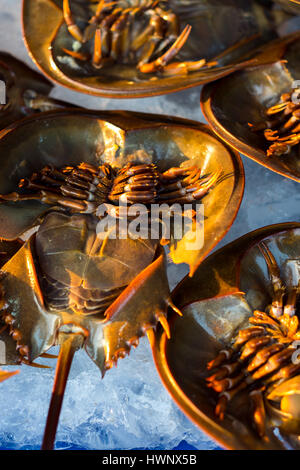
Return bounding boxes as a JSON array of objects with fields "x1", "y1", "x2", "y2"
[
  {"x1": 201, "y1": 33, "x2": 300, "y2": 182},
  {"x1": 153, "y1": 223, "x2": 300, "y2": 450},
  {"x1": 0, "y1": 109, "x2": 244, "y2": 275},
  {"x1": 0, "y1": 52, "x2": 53, "y2": 130},
  {"x1": 22, "y1": 0, "x2": 278, "y2": 98}
]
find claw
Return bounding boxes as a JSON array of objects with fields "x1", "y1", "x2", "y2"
[
  {"x1": 99, "y1": 7, "x2": 123, "y2": 56},
  {"x1": 233, "y1": 326, "x2": 265, "y2": 348},
  {"x1": 207, "y1": 349, "x2": 233, "y2": 370},
  {"x1": 90, "y1": 0, "x2": 116, "y2": 25},
  {"x1": 250, "y1": 310, "x2": 280, "y2": 329},
  {"x1": 134, "y1": 14, "x2": 164, "y2": 66},
  {"x1": 247, "y1": 343, "x2": 284, "y2": 372},
  {"x1": 158, "y1": 169, "x2": 222, "y2": 204},
  {"x1": 110, "y1": 10, "x2": 130, "y2": 61},
  {"x1": 240, "y1": 336, "x2": 271, "y2": 361},
  {"x1": 265, "y1": 361, "x2": 300, "y2": 384},
  {"x1": 266, "y1": 100, "x2": 292, "y2": 116},
  {"x1": 84, "y1": 1, "x2": 117, "y2": 41},
  {"x1": 206, "y1": 368, "x2": 230, "y2": 383},
  {"x1": 251, "y1": 348, "x2": 294, "y2": 380},
  {"x1": 158, "y1": 60, "x2": 217, "y2": 77},
  {"x1": 267, "y1": 141, "x2": 294, "y2": 157},
  {"x1": 138, "y1": 24, "x2": 192, "y2": 74},
  {"x1": 191, "y1": 170, "x2": 222, "y2": 200},
  {"x1": 253, "y1": 87, "x2": 300, "y2": 157},
  {"x1": 210, "y1": 372, "x2": 245, "y2": 393},
  {"x1": 160, "y1": 165, "x2": 194, "y2": 181},
  {"x1": 63, "y1": 0, "x2": 84, "y2": 42},
  {"x1": 206, "y1": 362, "x2": 240, "y2": 383}
]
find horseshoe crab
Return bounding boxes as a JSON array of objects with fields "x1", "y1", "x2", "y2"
[
  {"x1": 0, "y1": 52, "x2": 75, "y2": 132},
  {"x1": 201, "y1": 32, "x2": 300, "y2": 182},
  {"x1": 22, "y1": 0, "x2": 280, "y2": 98},
  {"x1": 153, "y1": 223, "x2": 300, "y2": 450},
  {"x1": 0, "y1": 109, "x2": 244, "y2": 449}
]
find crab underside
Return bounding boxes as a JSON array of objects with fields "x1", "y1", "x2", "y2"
[
  {"x1": 0, "y1": 110, "x2": 244, "y2": 449},
  {"x1": 201, "y1": 33, "x2": 300, "y2": 182},
  {"x1": 153, "y1": 224, "x2": 300, "y2": 450},
  {"x1": 58, "y1": 0, "x2": 219, "y2": 77},
  {"x1": 207, "y1": 241, "x2": 300, "y2": 439},
  {"x1": 249, "y1": 86, "x2": 300, "y2": 158},
  {"x1": 23, "y1": 0, "x2": 281, "y2": 97}
]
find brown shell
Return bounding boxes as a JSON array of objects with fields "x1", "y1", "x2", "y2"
[
  {"x1": 0, "y1": 52, "x2": 52, "y2": 130},
  {"x1": 22, "y1": 0, "x2": 279, "y2": 98},
  {"x1": 201, "y1": 32, "x2": 300, "y2": 182},
  {"x1": 0, "y1": 108, "x2": 244, "y2": 379},
  {"x1": 153, "y1": 223, "x2": 300, "y2": 450},
  {"x1": 0, "y1": 109, "x2": 244, "y2": 275}
]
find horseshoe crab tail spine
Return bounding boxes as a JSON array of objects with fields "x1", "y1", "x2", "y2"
[{"x1": 41, "y1": 333, "x2": 84, "y2": 450}]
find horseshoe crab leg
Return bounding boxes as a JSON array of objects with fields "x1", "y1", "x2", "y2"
[
  {"x1": 259, "y1": 242, "x2": 285, "y2": 317},
  {"x1": 63, "y1": 0, "x2": 84, "y2": 42},
  {"x1": 158, "y1": 60, "x2": 216, "y2": 77},
  {"x1": 136, "y1": 14, "x2": 164, "y2": 67},
  {"x1": 250, "y1": 88, "x2": 300, "y2": 157},
  {"x1": 93, "y1": 28, "x2": 102, "y2": 67},
  {"x1": 157, "y1": 170, "x2": 222, "y2": 204},
  {"x1": 60, "y1": 2, "x2": 219, "y2": 77},
  {"x1": 110, "y1": 9, "x2": 132, "y2": 61},
  {"x1": 99, "y1": 7, "x2": 123, "y2": 56},
  {"x1": 84, "y1": 0, "x2": 117, "y2": 41},
  {"x1": 90, "y1": 0, "x2": 117, "y2": 25},
  {"x1": 138, "y1": 24, "x2": 192, "y2": 74},
  {"x1": 0, "y1": 189, "x2": 97, "y2": 213},
  {"x1": 266, "y1": 134, "x2": 300, "y2": 157}
]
